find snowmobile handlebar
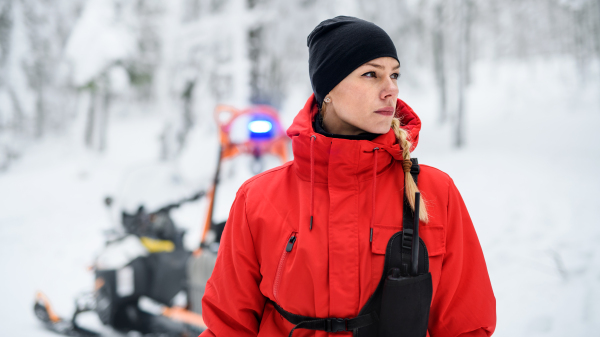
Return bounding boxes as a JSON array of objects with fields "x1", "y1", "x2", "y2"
[{"x1": 154, "y1": 190, "x2": 206, "y2": 214}]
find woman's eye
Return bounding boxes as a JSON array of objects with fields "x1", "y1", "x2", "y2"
[
  {"x1": 362, "y1": 71, "x2": 376, "y2": 78},
  {"x1": 362, "y1": 71, "x2": 400, "y2": 79}
]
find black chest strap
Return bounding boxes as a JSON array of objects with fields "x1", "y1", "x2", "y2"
[
  {"x1": 400, "y1": 158, "x2": 420, "y2": 276},
  {"x1": 271, "y1": 300, "x2": 376, "y2": 337}
]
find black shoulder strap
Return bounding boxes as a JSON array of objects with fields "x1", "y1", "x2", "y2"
[
  {"x1": 270, "y1": 300, "x2": 375, "y2": 337},
  {"x1": 402, "y1": 158, "x2": 420, "y2": 230},
  {"x1": 400, "y1": 158, "x2": 419, "y2": 276}
]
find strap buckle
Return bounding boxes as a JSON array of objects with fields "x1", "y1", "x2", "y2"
[
  {"x1": 410, "y1": 158, "x2": 420, "y2": 175},
  {"x1": 326, "y1": 318, "x2": 348, "y2": 332},
  {"x1": 410, "y1": 163, "x2": 420, "y2": 175}
]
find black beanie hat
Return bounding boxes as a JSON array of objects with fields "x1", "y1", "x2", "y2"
[{"x1": 307, "y1": 16, "x2": 399, "y2": 107}]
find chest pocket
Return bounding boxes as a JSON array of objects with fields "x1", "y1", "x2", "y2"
[
  {"x1": 371, "y1": 224, "x2": 446, "y2": 257},
  {"x1": 370, "y1": 224, "x2": 446, "y2": 300}
]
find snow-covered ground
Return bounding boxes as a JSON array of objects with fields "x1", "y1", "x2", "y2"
[
  {"x1": 1, "y1": 58, "x2": 599, "y2": 336},
  {"x1": 411, "y1": 58, "x2": 600, "y2": 336}
]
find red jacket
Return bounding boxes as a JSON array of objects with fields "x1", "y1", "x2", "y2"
[{"x1": 200, "y1": 95, "x2": 496, "y2": 337}]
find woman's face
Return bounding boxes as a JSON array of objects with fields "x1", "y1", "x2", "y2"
[{"x1": 322, "y1": 56, "x2": 400, "y2": 135}]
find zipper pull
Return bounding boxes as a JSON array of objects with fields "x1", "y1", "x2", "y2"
[{"x1": 285, "y1": 235, "x2": 297, "y2": 252}]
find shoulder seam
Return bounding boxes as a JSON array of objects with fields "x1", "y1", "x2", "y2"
[
  {"x1": 420, "y1": 164, "x2": 450, "y2": 179},
  {"x1": 241, "y1": 161, "x2": 294, "y2": 189},
  {"x1": 240, "y1": 188, "x2": 261, "y2": 268}
]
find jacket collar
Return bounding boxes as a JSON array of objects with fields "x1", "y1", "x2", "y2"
[{"x1": 286, "y1": 94, "x2": 422, "y2": 184}]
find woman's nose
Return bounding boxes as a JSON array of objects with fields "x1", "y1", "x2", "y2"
[{"x1": 381, "y1": 77, "x2": 399, "y2": 100}]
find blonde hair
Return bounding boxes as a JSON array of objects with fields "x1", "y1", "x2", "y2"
[{"x1": 391, "y1": 118, "x2": 429, "y2": 223}]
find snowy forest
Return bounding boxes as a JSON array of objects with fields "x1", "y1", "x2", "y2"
[
  {"x1": 1, "y1": 0, "x2": 600, "y2": 336},
  {"x1": 1, "y1": 0, "x2": 600, "y2": 161}
]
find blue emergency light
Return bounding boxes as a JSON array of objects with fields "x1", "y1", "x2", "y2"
[
  {"x1": 248, "y1": 120, "x2": 273, "y2": 134},
  {"x1": 248, "y1": 115, "x2": 276, "y2": 140}
]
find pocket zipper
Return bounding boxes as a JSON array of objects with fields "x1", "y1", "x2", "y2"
[{"x1": 273, "y1": 232, "x2": 297, "y2": 301}]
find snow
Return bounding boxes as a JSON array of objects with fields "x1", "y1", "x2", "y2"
[
  {"x1": 1, "y1": 57, "x2": 599, "y2": 336},
  {"x1": 409, "y1": 57, "x2": 600, "y2": 336}
]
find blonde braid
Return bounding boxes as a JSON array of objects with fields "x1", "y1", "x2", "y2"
[{"x1": 391, "y1": 118, "x2": 429, "y2": 223}]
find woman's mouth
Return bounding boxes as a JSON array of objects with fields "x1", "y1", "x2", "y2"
[{"x1": 374, "y1": 107, "x2": 395, "y2": 116}]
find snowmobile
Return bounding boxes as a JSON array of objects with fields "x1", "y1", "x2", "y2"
[
  {"x1": 34, "y1": 191, "x2": 208, "y2": 337},
  {"x1": 34, "y1": 104, "x2": 289, "y2": 337}
]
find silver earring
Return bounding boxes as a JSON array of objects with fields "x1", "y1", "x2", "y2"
[{"x1": 324, "y1": 97, "x2": 331, "y2": 103}]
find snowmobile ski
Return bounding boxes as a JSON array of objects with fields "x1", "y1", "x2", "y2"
[{"x1": 34, "y1": 292, "x2": 100, "y2": 337}]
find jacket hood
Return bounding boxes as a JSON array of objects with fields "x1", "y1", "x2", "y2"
[
  {"x1": 286, "y1": 94, "x2": 423, "y2": 231},
  {"x1": 286, "y1": 94, "x2": 421, "y2": 154}
]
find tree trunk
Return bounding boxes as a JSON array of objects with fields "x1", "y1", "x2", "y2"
[
  {"x1": 596, "y1": 0, "x2": 600, "y2": 104},
  {"x1": 8, "y1": 86, "x2": 24, "y2": 134},
  {"x1": 178, "y1": 80, "x2": 195, "y2": 155},
  {"x1": 433, "y1": 3, "x2": 447, "y2": 124},
  {"x1": 465, "y1": 0, "x2": 474, "y2": 86},
  {"x1": 455, "y1": 0, "x2": 471, "y2": 148},
  {"x1": 84, "y1": 88, "x2": 96, "y2": 148},
  {"x1": 98, "y1": 85, "x2": 110, "y2": 152},
  {"x1": 34, "y1": 87, "x2": 44, "y2": 139}
]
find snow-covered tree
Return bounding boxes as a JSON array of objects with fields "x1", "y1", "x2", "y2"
[{"x1": 1, "y1": 0, "x2": 599, "y2": 167}]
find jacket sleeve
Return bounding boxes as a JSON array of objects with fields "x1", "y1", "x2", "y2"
[
  {"x1": 199, "y1": 188, "x2": 266, "y2": 337},
  {"x1": 428, "y1": 178, "x2": 496, "y2": 337}
]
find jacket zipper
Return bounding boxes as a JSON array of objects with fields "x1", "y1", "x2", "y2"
[{"x1": 273, "y1": 232, "x2": 297, "y2": 301}]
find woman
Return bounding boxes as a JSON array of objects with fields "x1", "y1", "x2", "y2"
[{"x1": 199, "y1": 16, "x2": 496, "y2": 337}]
